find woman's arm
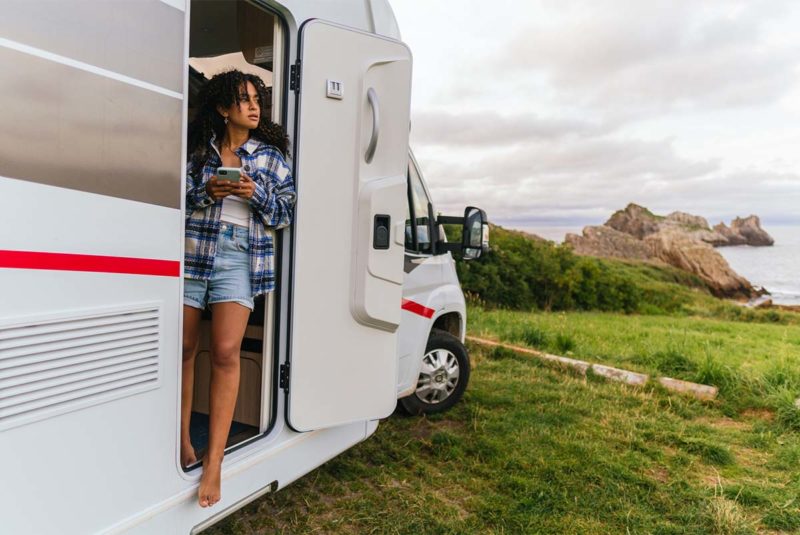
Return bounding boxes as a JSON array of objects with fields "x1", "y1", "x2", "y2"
[
  {"x1": 186, "y1": 162, "x2": 234, "y2": 214},
  {"x1": 248, "y1": 150, "x2": 296, "y2": 230},
  {"x1": 186, "y1": 162, "x2": 216, "y2": 214}
]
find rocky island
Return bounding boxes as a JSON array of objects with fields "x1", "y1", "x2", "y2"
[{"x1": 565, "y1": 204, "x2": 774, "y2": 299}]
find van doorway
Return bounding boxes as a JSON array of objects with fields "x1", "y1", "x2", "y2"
[{"x1": 183, "y1": 0, "x2": 285, "y2": 470}]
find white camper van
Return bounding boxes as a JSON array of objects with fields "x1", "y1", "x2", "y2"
[{"x1": 0, "y1": 1, "x2": 488, "y2": 533}]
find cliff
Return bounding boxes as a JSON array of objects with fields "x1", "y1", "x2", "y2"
[{"x1": 565, "y1": 204, "x2": 770, "y2": 299}]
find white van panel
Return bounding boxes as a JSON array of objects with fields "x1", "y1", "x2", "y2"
[
  {"x1": 287, "y1": 20, "x2": 411, "y2": 432},
  {"x1": 397, "y1": 246, "x2": 467, "y2": 397},
  {"x1": 109, "y1": 422, "x2": 370, "y2": 534},
  {"x1": 352, "y1": 174, "x2": 406, "y2": 330},
  {"x1": 0, "y1": 166, "x2": 182, "y2": 534},
  {"x1": 0, "y1": 270, "x2": 181, "y2": 534},
  {"x1": 0, "y1": 177, "x2": 182, "y2": 262}
]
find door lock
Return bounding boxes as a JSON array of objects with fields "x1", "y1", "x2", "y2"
[{"x1": 373, "y1": 215, "x2": 390, "y2": 250}]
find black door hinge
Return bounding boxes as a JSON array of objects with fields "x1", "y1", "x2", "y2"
[
  {"x1": 279, "y1": 362, "x2": 290, "y2": 390},
  {"x1": 289, "y1": 60, "x2": 301, "y2": 92}
]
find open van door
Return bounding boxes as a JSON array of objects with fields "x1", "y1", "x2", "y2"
[{"x1": 286, "y1": 21, "x2": 412, "y2": 431}]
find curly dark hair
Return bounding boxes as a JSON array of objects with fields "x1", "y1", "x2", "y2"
[{"x1": 187, "y1": 69, "x2": 289, "y2": 176}]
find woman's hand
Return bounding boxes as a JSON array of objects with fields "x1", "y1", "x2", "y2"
[
  {"x1": 206, "y1": 177, "x2": 234, "y2": 201},
  {"x1": 231, "y1": 173, "x2": 256, "y2": 199}
]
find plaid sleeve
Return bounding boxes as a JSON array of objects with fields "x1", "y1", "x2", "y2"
[
  {"x1": 186, "y1": 161, "x2": 215, "y2": 214},
  {"x1": 250, "y1": 150, "x2": 296, "y2": 230}
]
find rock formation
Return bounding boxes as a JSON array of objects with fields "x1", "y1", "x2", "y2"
[
  {"x1": 665, "y1": 211, "x2": 709, "y2": 229},
  {"x1": 602, "y1": 203, "x2": 773, "y2": 248},
  {"x1": 643, "y1": 228, "x2": 752, "y2": 298},
  {"x1": 566, "y1": 226, "x2": 652, "y2": 261},
  {"x1": 717, "y1": 216, "x2": 774, "y2": 246},
  {"x1": 564, "y1": 203, "x2": 769, "y2": 298},
  {"x1": 665, "y1": 212, "x2": 729, "y2": 246},
  {"x1": 606, "y1": 204, "x2": 661, "y2": 239},
  {"x1": 713, "y1": 222, "x2": 748, "y2": 245}
]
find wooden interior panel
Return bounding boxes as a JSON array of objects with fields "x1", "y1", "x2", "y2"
[{"x1": 192, "y1": 321, "x2": 264, "y2": 427}]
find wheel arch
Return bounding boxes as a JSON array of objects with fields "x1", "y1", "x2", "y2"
[
  {"x1": 431, "y1": 311, "x2": 463, "y2": 341},
  {"x1": 426, "y1": 282, "x2": 467, "y2": 342}
]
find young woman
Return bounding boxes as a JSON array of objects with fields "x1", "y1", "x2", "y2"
[{"x1": 182, "y1": 69, "x2": 295, "y2": 508}]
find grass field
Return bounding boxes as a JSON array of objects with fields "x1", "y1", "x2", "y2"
[
  {"x1": 467, "y1": 307, "x2": 800, "y2": 423},
  {"x1": 208, "y1": 336, "x2": 800, "y2": 534},
  {"x1": 469, "y1": 307, "x2": 800, "y2": 376}
]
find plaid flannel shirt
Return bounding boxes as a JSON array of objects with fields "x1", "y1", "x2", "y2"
[{"x1": 184, "y1": 136, "x2": 296, "y2": 297}]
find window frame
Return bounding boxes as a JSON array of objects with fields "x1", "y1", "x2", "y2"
[{"x1": 405, "y1": 152, "x2": 435, "y2": 256}]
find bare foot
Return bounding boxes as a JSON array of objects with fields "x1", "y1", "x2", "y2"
[
  {"x1": 198, "y1": 457, "x2": 222, "y2": 508},
  {"x1": 180, "y1": 441, "x2": 197, "y2": 468}
]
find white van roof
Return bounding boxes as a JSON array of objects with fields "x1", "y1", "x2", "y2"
[{"x1": 276, "y1": 0, "x2": 401, "y2": 40}]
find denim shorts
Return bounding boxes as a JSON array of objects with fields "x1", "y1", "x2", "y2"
[{"x1": 184, "y1": 223, "x2": 254, "y2": 311}]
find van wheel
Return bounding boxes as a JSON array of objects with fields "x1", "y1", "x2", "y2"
[{"x1": 399, "y1": 329, "x2": 470, "y2": 415}]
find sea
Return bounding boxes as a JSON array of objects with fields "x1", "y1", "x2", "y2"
[
  {"x1": 717, "y1": 226, "x2": 800, "y2": 306},
  {"x1": 514, "y1": 225, "x2": 800, "y2": 306}
]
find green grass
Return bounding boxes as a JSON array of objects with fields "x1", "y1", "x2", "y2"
[
  {"x1": 468, "y1": 306, "x2": 800, "y2": 417},
  {"x1": 208, "y1": 342, "x2": 800, "y2": 534},
  {"x1": 468, "y1": 307, "x2": 800, "y2": 378}
]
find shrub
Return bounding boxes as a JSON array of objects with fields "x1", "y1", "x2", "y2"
[
  {"x1": 555, "y1": 333, "x2": 576, "y2": 353},
  {"x1": 454, "y1": 225, "x2": 709, "y2": 315},
  {"x1": 694, "y1": 356, "x2": 739, "y2": 396},
  {"x1": 521, "y1": 328, "x2": 548, "y2": 348}
]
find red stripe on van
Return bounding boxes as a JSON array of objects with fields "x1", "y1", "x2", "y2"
[
  {"x1": 401, "y1": 299, "x2": 435, "y2": 318},
  {"x1": 0, "y1": 250, "x2": 180, "y2": 277}
]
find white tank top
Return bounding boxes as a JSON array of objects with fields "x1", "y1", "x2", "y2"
[{"x1": 220, "y1": 195, "x2": 250, "y2": 228}]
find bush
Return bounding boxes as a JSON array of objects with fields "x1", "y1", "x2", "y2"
[
  {"x1": 555, "y1": 333, "x2": 576, "y2": 353},
  {"x1": 694, "y1": 356, "x2": 739, "y2": 396},
  {"x1": 521, "y1": 328, "x2": 548, "y2": 348},
  {"x1": 455, "y1": 225, "x2": 708, "y2": 315}
]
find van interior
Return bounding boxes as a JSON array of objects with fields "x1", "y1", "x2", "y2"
[{"x1": 184, "y1": 0, "x2": 283, "y2": 470}]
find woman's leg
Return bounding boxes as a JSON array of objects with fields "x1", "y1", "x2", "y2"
[
  {"x1": 197, "y1": 301, "x2": 250, "y2": 508},
  {"x1": 181, "y1": 305, "x2": 203, "y2": 468}
]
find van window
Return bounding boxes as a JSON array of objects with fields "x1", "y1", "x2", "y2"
[{"x1": 406, "y1": 161, "x2": 432, "y2": 254}]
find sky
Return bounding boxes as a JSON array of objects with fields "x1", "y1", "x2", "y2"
[{"x1": 391, "y1": 0, "x2": 800, "y2": 235}]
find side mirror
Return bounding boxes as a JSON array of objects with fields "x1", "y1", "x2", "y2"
[{"x1": 461, "y1": 206, "x2": 489, "y2": 260}]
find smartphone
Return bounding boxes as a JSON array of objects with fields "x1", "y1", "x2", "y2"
[{"x1": 216, "y1": 167, "x2": 241, "y2": 183}]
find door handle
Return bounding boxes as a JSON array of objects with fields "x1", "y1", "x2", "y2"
[
  {"x1": 365, "y1": 87, "x2": 380, "y2": 164},
  {"x1": 373, "y1": 214, "x2": 390, "y2": 249}
]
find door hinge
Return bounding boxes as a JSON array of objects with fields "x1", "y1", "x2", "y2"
[
  {"x1": 279, "y1": 362, "x2": 290, "y2": 390},
  {"x1": 289, "y1": 60, "x2": 301, "y2": 92}
]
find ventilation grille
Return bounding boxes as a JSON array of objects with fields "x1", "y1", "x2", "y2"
[{"x1": 0, "y1": 305, "x2": 160, "y2": 430}]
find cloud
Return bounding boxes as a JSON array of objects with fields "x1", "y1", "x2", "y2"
[
  {"x1": 416, "y1": 133, "x2": 800, "y2": 225},
  {"x1": 394, "y1": 0, "x2": 800, "y2": 228},
  {"x1": 496, "y1": 0, "x2": 800, "y2": 115},
  {"x1": 416, "y1": 136, "x2": 720, "y2": 217},
  {"x1": 411, "y1": 110, "x2": 613, "y2": 147}
]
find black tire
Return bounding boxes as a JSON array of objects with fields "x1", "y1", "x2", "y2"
[{"x1": 399, "y1": 329, "x2": 470, "y2": 415}]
